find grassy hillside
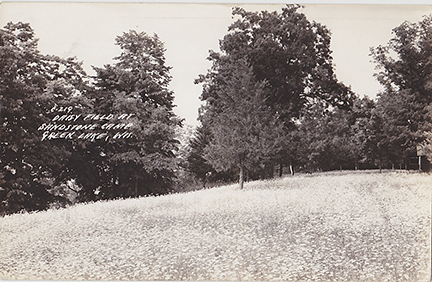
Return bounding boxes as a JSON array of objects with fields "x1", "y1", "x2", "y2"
[{"x1": 0, "y1": 171, "x2": 430, "y2": 281}]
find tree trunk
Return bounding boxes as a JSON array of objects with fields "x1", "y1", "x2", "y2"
[
  {"x1": 239, "y1": 166, "x2": 244, "y2": 190},
  {"x1": 289, "y1": 164, "x2": 294, "y2": 176},
  {"x1": 419, "y1": 156, "x2": 422, "y2": 171},
  {"x1": 279, "y1": 163, "x2": 283, "y2": 177}
]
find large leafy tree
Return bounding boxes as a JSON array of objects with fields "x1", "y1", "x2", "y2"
[
  {"x1": 0, "y1": 22, "x2": 90, "y2": 214},
  {"x1": 370, "y1": 15, "x2": 432, "y2": 167},
  {"x1": 196, "y1": 5, "x2": 355, "y2": 179},
  {"x1": 94, "y1": 31, "x2": 174, "y2": 109},
  {"x1": 203, "y1": 5, "x2": 355, "y2": 121},
  {"x1": 84, "y1": 30, "x2": 182, "y2": 199}
]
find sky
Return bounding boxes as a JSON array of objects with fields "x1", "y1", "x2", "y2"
[{"x1": 0, "y1": 2, "x2": 431, "y2": 125}]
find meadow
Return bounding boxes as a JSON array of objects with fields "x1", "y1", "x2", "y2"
[{"x1": 0, "y1": 170, "x2": 430, "y2": 281}]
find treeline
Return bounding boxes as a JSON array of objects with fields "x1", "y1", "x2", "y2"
[
  {"x1": 0, "y1": 23, "x2": 181, "y2": 215},
  {"x1": 187, "y1": 6, "x2": 432, "y2": 187},
  {"x1": 1, "y1": 5, "x2": 431, "y2": 215}
]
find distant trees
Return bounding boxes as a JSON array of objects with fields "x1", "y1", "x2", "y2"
[
  {"x1": 186, "y1": 126, "x2": 236, "y2": 186},
  {"x1": 370, "y1": 15, "x2": 432, "y2": 168},
  {"x1": 350, "y1": 96, "x2": 378, "y2": 168},
  {"x1": 293, "y1": 15, "x2": 432, "y2": 172},
  {"x1": 293, "y1": 96, "x2": 378, "y2": 172},
  {"x1": 295, "y1": 102, "x2": 351, "y2": 171}
]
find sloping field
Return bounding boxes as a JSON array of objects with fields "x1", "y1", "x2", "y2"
[{"x1": 0, "y1": 171, "x2": 430, "y2": 281}]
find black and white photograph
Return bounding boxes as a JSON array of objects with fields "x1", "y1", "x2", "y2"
[{"x1": 0, "y1": 1, "x2": 431, "y2": 281}]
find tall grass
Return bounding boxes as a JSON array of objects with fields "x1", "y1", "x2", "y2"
[{"x1": 0, "y1": 171, "x2": 430, "y2": 281}]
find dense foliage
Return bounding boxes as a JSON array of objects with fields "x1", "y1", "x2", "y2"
[
  {"x1": 370, "y1": 15, "x2": 432, "y2": 168},
  {"x1": 199, "y1": 59, "x2": 285, "y2": 188},
  {"x1": 79, "y1": 30, "x2": 182, "y2": 200},
  {"x1": 188, "y1": 8, "x2": 432, "y2": 186},
  {"x1": 0, "y1": 22, "x2": 91, "y2": 214},
  {"x1": 0, "y1": 24, "x2": 181, "y2": 215},
  {"x1": 1, "y1": 8, "x2": 431, "y2": 214},
  {"x1": 192, "y1": 5, "x2": 356, "y2": 186}
]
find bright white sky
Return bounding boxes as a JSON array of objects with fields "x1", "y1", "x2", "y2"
[{"x1": 0, "y1": 2, "x2": 431, "y2": 125}]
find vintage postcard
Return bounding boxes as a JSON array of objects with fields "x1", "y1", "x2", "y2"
[{"x1": 0, "y1": 2, "x2": 431, "y2": 281}]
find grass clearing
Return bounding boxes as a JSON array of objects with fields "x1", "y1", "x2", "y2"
[{"x1": 0, "y1": 170, "x2": 430, "y2": 281}]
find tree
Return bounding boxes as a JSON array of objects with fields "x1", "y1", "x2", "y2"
[
  {"x1": 196, "y1": 5, "x2": 356, "y2": 177},
  {"x1": 214, "y1": 5, "x2": 354, "y2": 120},
  {"x1": 0, "y1": 25, "x2": 182, "y2": 214},
  {"x1": 186, "y1": 126, "x2": 214, "y2": 184},
  {"x1": 370, "y1": 15, "x2": 432, "y2": 167},
  {"x1": 84, "y1": 30, "x2": 182, "y2": 199},
  {"x1": 186, "y1": 126, "x2": 236, "y2": 187},
  {"x1": 373, "y1": 89, "x2": 425, "y2": 168},
  {"x1": 0, "y1": 22, "x2": 90, "y2": 214},
  {"x1": 200, "y1": 59, "x2": 285, "y2": 189},
  {"x1": 423, "y1": 103, "x2": 432, "y2": 163}
]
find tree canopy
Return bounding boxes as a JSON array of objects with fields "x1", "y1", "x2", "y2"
[
  {"x1": 0, "y1": 22, "x2": 91, "y2": 214},
  {"x1": 370, "y1": 15, "x2": 432, "y2": 167},
  {"x1": 197, "y1": 5, "x2": 354, "y2": 122},
  {"x1": 79, "y1": 30, "x2": 182, "y2": 200},
  {"x1": 0, "y1": 24, "x2": 182, "y2": 215},
  {"x1": 192, "y1": 5, "x2": 356, "y2": 186}
]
